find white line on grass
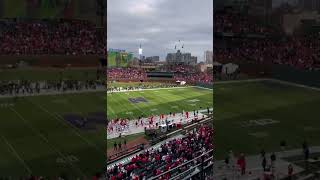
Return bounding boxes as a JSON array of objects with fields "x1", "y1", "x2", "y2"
[
  {"x1": 108, "y1": 93, "x2": 140, "y2": 119},
  {"x1": 214, "y1": 78, "x2": 320, "y2": 92},
  {"x1": 1, "y1": 135, "x2": 32, "y2": 174},
  {"x1": 121, "y1": 92, "x2": 152, "y2": 117},
  {"x1": 25, "y1": 99, "x2": 105, "y2": 155},
  {"x1": 10, "y1": 107, "x2": 85, "y2": 177}
]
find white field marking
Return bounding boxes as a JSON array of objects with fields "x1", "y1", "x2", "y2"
[
  {"x1": 187, "y1": 99, "x2": 200, "y2": 103},
  {"x1": 155, "y1": 91, "x2": 159, "y2": 93},
  {"x1": 150, "y1": 109, "x2": 158, "y2": 112},
  {"x1": 56, "y1": 155, "x2": 79, "y2": 164},
  {"x1": 0, "y1": 103, "x2": 14, "y2": 108},
  {"x1": 52, "y1": 99, "x2": 68, "y2": 104},
  {"x1": 214, "y1": 78, "x2": 268, "y2": 85},
  {"x1": 248, "y1": 132, "x2": 269, "y2": 138},
  {"x1": 240, "y1": 119, "x2": 279, "y2": 127},
  {"x1": 190, "y1": 104, "x2": 196, "y2": 106},
  {"x1": 171, "y1": 106, "x2": 178, "y2": 109},
  {"x1": 214, "y1": 78, "x2": 320, "y2": 92},
  {"x1": 117, "y1": 90, "x2": 151, "y2": 117},
  {"x1": 9, "y1": 107, "x2": 85, "y2": 176},
  {"x1": 1, "y1": 135, "x2": 32, "y2": 174},
  {"x1": 107, "y1": 86, "x2": 191, "y2": 94},
  {"x1": 25, "y1": 99, "x2": 104, "y2": 155},
  {"x1": 125, "y1": 93, "x2": 129, "y2": 95},
  {"x1": 126, "y1": 112, "x2": 133, "y2": 115},
  {"x1": 108, "y1": 92, "x2": 137, "y2": 119},
  {"x1": 0, "y1": 87, "x2": 106, "y2": 98},
  {"x1": 140, "y1": 92, "x2": 144, "y2": 93},
  {"x1": 107, "y1": 85, "x2": 213, "y2": 94},
  {"x1": 303, "y1": 126, "x2": 320, "y2": 132},
  {"x1": 107, "y1": 104, "x2": 116, "y2": 117}
]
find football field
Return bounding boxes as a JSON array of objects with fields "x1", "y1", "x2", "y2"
[
  {"x1": 0, "y1": 92, "x2": 106, "y2": 178},
  {"x1": 106, "y1": 86, "x2": 213, "y2": 120},
  {"x1": 214, "y1": 79, "x2": 320, "y2": 159}
]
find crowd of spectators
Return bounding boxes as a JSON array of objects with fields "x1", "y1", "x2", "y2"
[
  {"x1": 107, "y1": 83, "x2": 181, "y2": 93},
  {"x1": 159, "y1": 65, "x2": 196, "y2": 73},
  {"x1": 174, "y1": 72, "x2": 213, "y2": 85},
  {"x1": 107, "y1": 67, "x2": 213, "y2": 85},
  {"x1": 0, "y1": 19, "x2": 105, "y2": 55},
  {"x1": 214, "y1": 36, "x2": 320, "y2": 70},
  {"x1": 0, "y1": 80, "x2": 104, "y2": 96},
  {"x1": 214, "y1": 10, "x2": 320, "y2": 70},
  {"x1": 214, "y1": 10, "x2": 275, "y2": 35},
  {"x1": 107, "y1": 68, "x2": 147, "y2": 81},
  {"x1": 107, "y1": 125, "x2": 213, "y2": 180}
]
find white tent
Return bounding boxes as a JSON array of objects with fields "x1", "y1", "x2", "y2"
[{"x1": 222, "y1": 63, "x2": 239, "y2": 74}]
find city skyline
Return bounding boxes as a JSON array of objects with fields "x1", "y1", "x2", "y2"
[{"x1": 107, "y1": 0, "x2": 213, "y2": 61}]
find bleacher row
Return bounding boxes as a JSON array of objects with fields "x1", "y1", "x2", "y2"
[
  {"x1": 107, "y1": 125, "x2": 213, "y2": 180},
  {"x1": 214, "y1": 9, "x2": 320, "y2": 71},
  {"x1": 106, "y1": 67, "x2": 213, "y2": 85},
  {"x1": 0, "y1": 19, "x2": 105, "y2": 56}
]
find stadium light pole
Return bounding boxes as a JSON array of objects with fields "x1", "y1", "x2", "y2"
[{"x1": 139, "y1": 44, "x2": 143, "y2": 67}]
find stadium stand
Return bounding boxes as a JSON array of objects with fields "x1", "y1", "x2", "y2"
[
  {"x1": 107, "y1": 124, "x2": 213, "y2": 180},
  {"x1": 0, "y1": 19, "x2": 106, "y2": 55},
  {"x1": 214, "y1": 9, "x2": 320, "y2": 71}
]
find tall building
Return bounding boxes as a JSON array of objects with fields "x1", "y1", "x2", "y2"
[
  {"x1": 166, "y1": 50, "x2": 197, "y2": 65},
  {"x1": 145, "y1": 56, "x2": 160, "y2": 63},
  {"x1": 299, "y1": 0, "x2": 320, "y2": 12},
  {"x1": 204, "y1": 50, "x2": 213, "y2": 65}
]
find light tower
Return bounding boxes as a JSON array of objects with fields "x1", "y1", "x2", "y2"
[{"x1": 139, "y1": 44, "x2": 143, "y2": 62}]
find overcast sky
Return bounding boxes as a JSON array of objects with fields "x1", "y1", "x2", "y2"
[{"x1": 107, "y1": 0, "x2": 213, "y2": 61}]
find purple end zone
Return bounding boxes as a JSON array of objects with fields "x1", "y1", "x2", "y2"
[
  {"x1": 64, "y1": 112, "x2": 106, "y2": 130},
  {"x1": 128, "y1": 97, "x2": 148, "y2": 104},
  {"x1": 64, "y1": 114, "x2": 87, "y2": 129}
]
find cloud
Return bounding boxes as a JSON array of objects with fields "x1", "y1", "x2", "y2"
[{"x1": 107, "y1": 0, "x2": 213, "y2": 61}]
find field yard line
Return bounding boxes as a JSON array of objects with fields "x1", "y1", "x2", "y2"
[
  {"x1": 126, "y1": 91, "x2": 157, "y2": 116},
  {"x1": 214, "y1": 78, "x2": 320, "y2": 92},
  {"x1": 117, "y1": 92, "x2": 149, "y2": 117},
  {"x1": 135, "y1": 91, "x2": 163, "y2": 115},
  {"x1": 111, "y1": 91, "x2": 147, "y2": 117},
  {"x1": 107, "y1": 86, "x2": 192, "y2": 94},
  {"x1": 108, "y1": 93, "x2": 141, "y2": 119},
  {"x1": 107, "y1": 93, "x2": 134, "y2": 118},
  {"x1": 1, "y1": 135, "x2": 32, "y2": 174},
  {"x1": 0, "y1": 88, "x2": 106, "y2": 99},
  {"x1": 266, "y1": 78, "x2": 320, "y2": 91},
  {"x1": 9, "y1": 107, "x2": 85, "y2": 177},
  {"x1": 191, "y1": 86, "x2": 213, "y2": 91},
  {"x1": 106, "y1": 102, "x2": 116, "y2": 117},
  {"x1": 148, "y1": 90, "x2": 185, "y2": 112},
  {"x1": 25, "y1": 99, "x2": 105, "y2": 155},
  {"x1": 214, "y1": 78, "x2": 268, "y2": 85}
]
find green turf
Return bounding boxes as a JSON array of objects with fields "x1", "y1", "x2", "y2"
[
  {"x1": 215, "y1": 80, "x2": 320, "y2": 159},
  {"x1": 106, "y1": 87, "x2": 213, "y2": 120},
  {"x1": 0, "y1": 92, "x2": 106, "y2": 178},
  {"x1": 107, "y1": 133, "x2": 145, "y2": 150}
]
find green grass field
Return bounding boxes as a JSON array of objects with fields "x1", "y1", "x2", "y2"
[
  {"x1": 107, "y1": 87, "x2": 213, "y2": 120},
  {"x1": 215, "y1": 80, "x2": 320, "y2": 159},
  {"x1": 0, "y1": 92, "x2": 106, "y2": 178}
]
